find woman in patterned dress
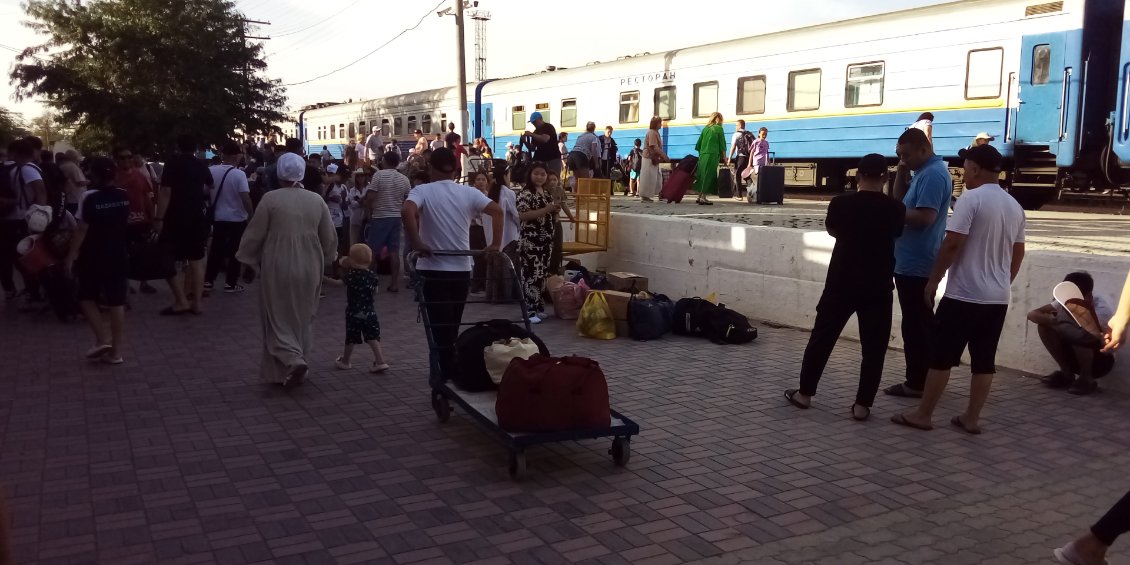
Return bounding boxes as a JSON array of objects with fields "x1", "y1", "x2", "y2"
[{"x1": 515, "y1": 162, "x2": 560, "y2": 324}]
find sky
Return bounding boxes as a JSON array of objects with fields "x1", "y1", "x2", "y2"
[{"x1": 0, "y1": 0, "x2": 948, "y2": 122}]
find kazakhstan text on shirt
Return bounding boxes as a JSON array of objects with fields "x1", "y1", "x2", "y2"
[{"x1": 94, "y1": 200, "x2": 130, "y2": 210}]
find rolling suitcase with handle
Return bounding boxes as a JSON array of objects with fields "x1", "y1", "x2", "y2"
[
  {"x1": 661, "y1": 156, "x2": 698, "y2": 203},
  {"x1": 752, "y1": 165, "x2": 785, "y2": 204},
  {"x1": 717, "y1": 166, "x2": 735, "y2": 199}
]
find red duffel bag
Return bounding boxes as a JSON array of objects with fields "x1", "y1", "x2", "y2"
[{"x1": 496, "y1": 354, "x2": 611, "y2": 433}]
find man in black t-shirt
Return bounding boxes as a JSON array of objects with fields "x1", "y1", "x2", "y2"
[
  {"x1": 65, "y1": 156, "x2": 131, "y2": 364},
  {"x1": 785, "y1": 153, "x2": 906, "y2": 421},
  {"x1": 154, "y1": 134, "x2": 213, "y2": 315},
  {"x1": 526, "y1": 112, "x2": 562, "y2": 178}
]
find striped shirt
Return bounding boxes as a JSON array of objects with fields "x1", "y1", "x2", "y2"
[{"x1": 363, "y1": 169, "x2": 412, "y2": 219}]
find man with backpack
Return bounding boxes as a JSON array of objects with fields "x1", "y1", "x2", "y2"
[
  {"x1": 728, "y1": 120, "x2": 755, "y2": 200},
  {"x1": 1, "y1": 138, "x2": 48, "y2": 302}
]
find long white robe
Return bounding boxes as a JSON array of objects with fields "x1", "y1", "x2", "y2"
[{"x1": 236, "y1": 186, "x2": 337, "y2": 383}]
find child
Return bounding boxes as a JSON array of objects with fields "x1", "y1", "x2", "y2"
[
  {"x1": 324, "y1": 165, "x2": 349, "y2": 278},
  {"x1": 334, "y1": 243, "x2": 390, "y2": 373},
  {"x1": 628, "y1": 139, "x2": 643, "y2": 196}
]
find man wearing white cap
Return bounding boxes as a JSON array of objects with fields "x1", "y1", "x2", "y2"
[
  {"x1": 968, "y1": 132, "x2": 995, "y2": 149},
  {"x1": 1027, "y1": 272, "x2": 1115, "y2": 395},
  {"x1": 237, "y1": 152, "x2": 338, "y2": 390}
]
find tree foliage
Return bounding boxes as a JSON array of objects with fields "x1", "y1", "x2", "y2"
[
  {"x1": 0, "y1": 107, "x2": 28, "y2": 146},
  {"x1": 10, "y1": 0, "x2": 287, "y2": 151}
]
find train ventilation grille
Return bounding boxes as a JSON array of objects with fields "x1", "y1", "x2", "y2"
[{"x1": 1025, "y1": 1, "x2": 1063, "y2": 17}]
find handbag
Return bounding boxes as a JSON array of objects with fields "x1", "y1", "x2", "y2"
[
  {"x1": 484, "y1": 338, "x2": 540, "y2": 385},
  {"x1": 17, "y1": 235, "x2": 57, "y2": 276}
]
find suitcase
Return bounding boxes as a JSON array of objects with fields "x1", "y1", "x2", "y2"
[
  {"x1": 496, "y1": 354, "x2": 611, "y2": 432},
  {"x1": 753, "y1": 165, "x2": 785, "y2": 204},
  {"x1": 661, "y1": 156, "x2": 698, "y2": 203},
  {"x1": 717, "y1": 166, "x2": 734, "y2": 199}
]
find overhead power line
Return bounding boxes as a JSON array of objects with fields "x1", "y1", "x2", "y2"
[
  {"x1": 282, "y1": 0, "x2": 444, "y2": 87},
  {"x1": 272, "y1": 0, "x2": 361, "y2": 37}
]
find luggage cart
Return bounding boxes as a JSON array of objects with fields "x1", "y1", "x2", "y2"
[{"x1": 408, "y1": 250, "x2": 640, "y2": 479}]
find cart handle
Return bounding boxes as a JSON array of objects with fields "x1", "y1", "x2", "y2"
[{"x1": 406, "y1": 249, "x2": 516, "y2": 279}]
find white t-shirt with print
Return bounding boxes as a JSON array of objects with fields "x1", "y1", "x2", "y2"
[
  {"x1": 406, "y1": 180, "x2": 493, "y2": 272},
  {"x1": 942, "y1": 183, "x2": 1026, "y2": 305},
  {"x1": 207, "y1": 165, "x2": 251, "y2": 222}
]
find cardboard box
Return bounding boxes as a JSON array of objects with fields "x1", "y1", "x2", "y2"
[
  {"x1": 615, "y1": 320, "x2": 631, "y2": 338},
  {"x1": 600, "y1": 290, "x2": 633, "y2": 321},
  {"x1": 608, "y1": 272, "x2": 649, "y2": 293}
]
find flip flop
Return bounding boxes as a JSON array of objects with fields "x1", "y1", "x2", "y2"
[
  {"x1": 159, "y1": 306, "x2": 190, "y2": 316},
  {"x1": 950, "y1": 415, "x2": 982, "y2": 435},
  {"x1": 890, "y1": 413, "x2": 933, "y2": 431},
  {"x1": 784, "y1": 389, "x2": 809, "y2": 410},
  {"x1": 883, "y1": 383, "x2": 923, "y2": 398}
]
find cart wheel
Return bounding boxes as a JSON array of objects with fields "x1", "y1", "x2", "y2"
[
  {"x1": 610, "y1": 437, "x2": 631, "y2": 466},
  {"x1": 508, "y1": 452, "x2": 527, "y2": 479},
  {"x1": 431, "y1": 393, "x2": 451, "y2": 423}
]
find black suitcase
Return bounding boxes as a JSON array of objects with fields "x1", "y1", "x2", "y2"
[
  {"x1": 752, "y1": 165, "x2": 785, "y2": 204},
  {"x1": 717, "y1": 166, "x2": 734, "y2": 199}
]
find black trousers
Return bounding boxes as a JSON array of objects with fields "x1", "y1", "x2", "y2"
[
  {"x1": 420, "y1": 270, "x2": 470, "y2": 387},
  {"x1": 205, "y1": 221, "x2": 247, "y2": 287},
  {"x1": 895, "y1": 274, "x2": 933, "y2": 390},
  {"x1": 799, "y1": 290, "x2": 893, "y2": 407},
  {"x1": 1093, "y1": 489, "x2": 1130, "y2": 546},
  {"x1": 469, "y1": 225, "x2": 486, "y2": 292},
  {"x1": 733, "y1": 155, "x2": 750, "y2": 196}
]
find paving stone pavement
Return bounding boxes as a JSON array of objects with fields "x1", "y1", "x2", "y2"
[{"x1": 2, "y1": 283, "x2": 1130, "y2": 564}]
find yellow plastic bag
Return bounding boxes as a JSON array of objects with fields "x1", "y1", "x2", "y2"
[{"x1": 576, "y1": 291, "x2": 617, "y2": 340}]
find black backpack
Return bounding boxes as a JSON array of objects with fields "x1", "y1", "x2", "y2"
[
  {"x1": 673, "y1": 297, "x2": 717, "y2": 337},
  {"x1": 629, "y1": 293, "x2": 675, "y2": 341},
  {"x1": 704, "y1": 305, "x2": 758, "y2": 344},
  {"x1": 452, "y1": 319, "x2": 550, "y2": 391},
  {"x1": 735, "y1": 131, "x2": 756, "y2": 156}
]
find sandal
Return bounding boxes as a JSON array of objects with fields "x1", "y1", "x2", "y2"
[
  {"x1": 159, "y1": 306, "x2": 190, "y2": 316},
  {"x1": 882, "y1": 383, "x2": 923, "y2": 398},
  {"x1": 950, "y1": 415, "x2": 982, "y2": 435},
  {"x1": 784, "y1": 389, "x2": 810, "y2": 410},
  {"x1": 890, "y1": 413, "x2": 933, "y2": 431}
]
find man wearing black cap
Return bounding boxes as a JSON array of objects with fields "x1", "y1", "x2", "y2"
[
  {"x1": 402, "y1": 148, "x2": 504, "y2": 386},
  {"x1": 785, "y1": 154, "x2": 906, "y2": 421},
  {"x1": 893, "y1": 144, "x2": 1026, "y2": 435},
  {"x1": 525, "y1": 112, "x2": 561, "y2": 178}
]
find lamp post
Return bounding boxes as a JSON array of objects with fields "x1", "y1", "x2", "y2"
[{"x1": 439, "y1": 1, "x2": 478, "y2": 145}]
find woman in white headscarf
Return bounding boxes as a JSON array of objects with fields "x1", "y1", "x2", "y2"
[{"x1": 237, "y1": 152, "x2": 338, "y2": 389}]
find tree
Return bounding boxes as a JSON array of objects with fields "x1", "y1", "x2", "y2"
[
  {"x1": 0, "y1": 107, "x2": 28, "y2": 146},
  {"x1": 28, "y1": 111, "x2": 71, "y2": 147},
  {"x1": 9, "y1": 0, "x2": 287, "y2": 151}
]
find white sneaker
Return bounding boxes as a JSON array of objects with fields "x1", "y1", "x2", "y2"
[
  {"x1": 335, "y1": 357, "x2": 351, "y2": 370},
  {"x1": 529, "y1": 315, "x2": 542, "y2": 325},
  {"x1": 370, "y1": 363, "x2": 390, "y2": 374}
]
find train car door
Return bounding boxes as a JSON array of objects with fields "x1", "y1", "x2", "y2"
[
  {"x1": 1114, "y1": 4, "x2": 1130, "y2": 164},
  {"x1": 1017, "y1": 33, "x2": 1076, "y2": 150},
  {"x1": 468, "y1": 102, "x2": 494, "y2": 142}
]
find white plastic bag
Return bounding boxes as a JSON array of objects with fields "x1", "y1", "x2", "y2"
[{"x1": 485, "y1": 338, "x2": 540, "y2": 385}]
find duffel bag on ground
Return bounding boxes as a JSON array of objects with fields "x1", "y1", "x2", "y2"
[
  {"x1": 453, "y1": 319, "x2": 549, "y2": 392},
  {"x1": 496, "y1": 354, "x2": 611, "y2": 433},
  {"x1": 629, "y1": 292, "x2": 675, "y2": 341},
  {"x1": 704, "y1": 304, "x2": 758, "y2": 344},
  {"x1": 672, "y1": 297, "x2": 717, "y2": 337}
]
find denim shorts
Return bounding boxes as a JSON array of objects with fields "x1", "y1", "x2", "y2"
[{"x1": 366, "y1": 217, "x2": 402, "y2": 252}]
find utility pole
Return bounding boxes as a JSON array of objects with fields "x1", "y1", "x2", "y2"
[
  {"x1": 454, "y1": 1, "x2": 469, "y2": 144},
  {"x1": 240, "y1": 17, "x2": 270, "y2": 140}
]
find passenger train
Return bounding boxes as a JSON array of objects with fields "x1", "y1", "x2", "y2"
[{"x1": 287, "y1": 0, "x2": 1130, "y2": 209}]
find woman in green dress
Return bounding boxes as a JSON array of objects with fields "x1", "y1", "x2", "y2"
[{"x1": 693, "y1": 112, "x2": 727, "y2": 205}]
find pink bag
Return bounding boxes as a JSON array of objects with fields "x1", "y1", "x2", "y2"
[{"x1": 551, "y1": 281, "x2": 586, "y2": 320}]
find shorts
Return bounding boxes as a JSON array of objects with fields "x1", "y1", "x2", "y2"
[
  {"x1": 630, "y1": 170, "x2": 640, "y2": 180},
  {"x1": 160, "y1": 224, "x2": 207, "y2": 262},
  {"x1": 77, "y1": 263, "x2": 129, "y2": 307},
  {"x1": 366, "y1": 217, "x2": 402, "y2": 252},
  {"x1": 567, "y1": 151, "x2": 592, "y2": 171},
  {"x1": 346, "y1": 311, "x2": 381, "y2": 344},
  {"x1": 930, "y1": 297, "x2": 1008, "y2": 374}
]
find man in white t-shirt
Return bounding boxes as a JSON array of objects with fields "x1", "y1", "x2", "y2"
[
  {"x1": 894, "y1": 144, "x2": 1025, "y2": 435},
  {"x1": 402, "y1": 148, "x2": 502, "y2": 386},
  {"x1": 204, "y1": 141, "x2": 253, "y2": 293},
  {"x1": 364, "y1": 126, "x2": 384, "y2": 165},
  {"x1": 1, "y1": 138, "x2": 47, "y2": 301}
]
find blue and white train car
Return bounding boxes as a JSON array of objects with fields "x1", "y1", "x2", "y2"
[{"x1": 292, "y1": 0, "x2": 1127, "y2": 209}]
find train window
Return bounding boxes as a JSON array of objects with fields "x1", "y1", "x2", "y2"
[
  {"x1": 736, "y1": 76, "x2": 766, "y2": 115},
  {"x1": 787, "y1": 68, "x2": 822, "y2": 112},
  {"x1": 394, "y1": 117, "x2": 403, "y2": 136},
  {"x1": 561, "y1": 99, "x2": 577, "y2": 128},
  {"x1": 381, "y1": 119, "x2": 391, "y2": 137},
  {"x1": 653, "y1": 87, "x2": 676, "y2": 120},
  {"x1": 512, "y1": 105, "x2": 526, "y2": 130},
  {"x1": 1032, "y1": 44, "x2": 1051, "y2": 85},
  {"x1": 441, "y1": 113, "x2": 448, "y2": 133},
  {"x1": 535, "y1": 102, "x2": 550, "y2": 116},
  {"x1": 422, "y1": 114, "x2": 432, "y2": 134},
  {"x1": 408, "y1": 115, "x2": 418, "y2": 134},
  {"x1": 330, "y1": 125, "x2": 336, "y2": 139},
  {"x1": 845, "y1": 62, "x2": 885, "y2": 107},
  {"x1": 966, "y1": 47, "x2": 1004, "y2": 99},
  {"x1": 347, "y1": 123, "x2": 355, "y2": 139},
  {"x1": 619, "y1": 91, "x2": 640, "y2": 124},
  {"x1": 339, "y1": 123, "x2": 345, "y2": 138},
  {"x1": 693, "y1": 81, "x2": 719, "y2": 118},
  {"x1": 358, "y1": 121, "x2": 366, "y2": 136}
]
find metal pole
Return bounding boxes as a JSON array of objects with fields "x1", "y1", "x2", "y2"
[{"x1": 455, "y1": 0, "x2": 469, "y2": 144}]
